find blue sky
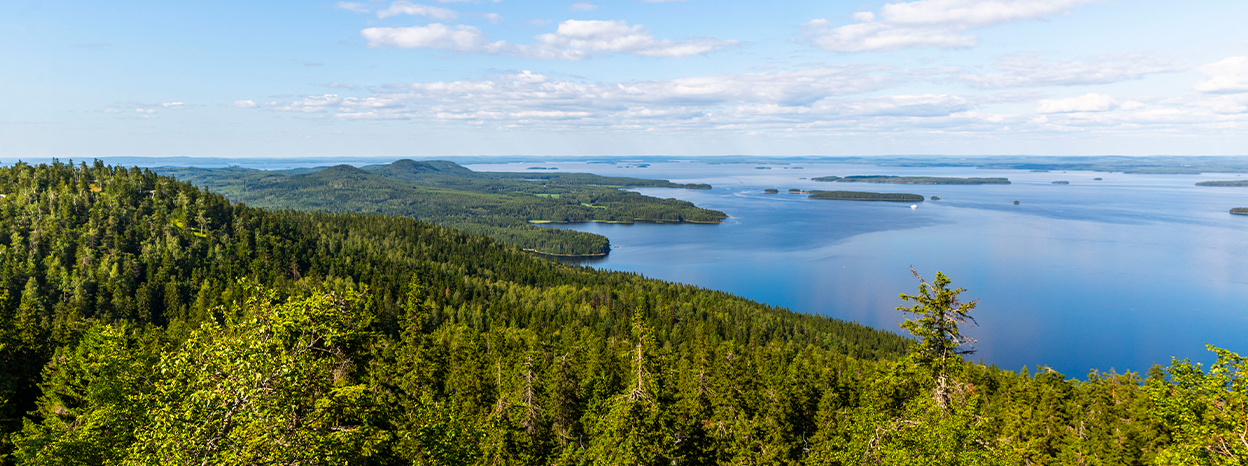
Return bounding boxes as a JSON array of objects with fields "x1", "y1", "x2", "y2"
[{"x1": 2, "y1": 0, "x2": 1247, "y2": 158}]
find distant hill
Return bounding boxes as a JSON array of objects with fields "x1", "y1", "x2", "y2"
[{"x1": 158, "y1": 160, "x2": 726, "y2": 256}]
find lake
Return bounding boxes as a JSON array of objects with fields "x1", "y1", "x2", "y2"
[{"x1": 469, "y1": 161, "x2": 1248, "y2": 376}]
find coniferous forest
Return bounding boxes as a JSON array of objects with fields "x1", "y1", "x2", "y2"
[{"x1": 1, "y1": 161, "x2": 1246, "y2": 465}]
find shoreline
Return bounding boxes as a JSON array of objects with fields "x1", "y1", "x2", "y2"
[
  {"x1": 529, "y1": 218, "x2": 725, "y2": 225},
  {"x1": 524, "y1": 248, "x2": 610, "y2": 258},
  {"x1": 524, "y1": 216, "x2": 726, "y2": 258}
]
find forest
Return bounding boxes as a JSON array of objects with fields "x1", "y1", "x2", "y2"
[
  {"x1": 156, "y1": 160, "x2": 725, "y2": 257},
  {"x1": 0, "y1": 161, "x2": 1245, "y2": 465},
  {"x1": 813, "y1": 176, "x2": 1011, "y2": 185},
  {"x1": 807, "y1": 191, "x2": 926, "y2": 202},
  {"x1": 1196, "y1": 180, "x2": 1248, "y2": 187}
]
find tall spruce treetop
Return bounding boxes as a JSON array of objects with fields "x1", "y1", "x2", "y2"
[{"x1": 897, "y1": 269, "x2": 978, "y2": 409}]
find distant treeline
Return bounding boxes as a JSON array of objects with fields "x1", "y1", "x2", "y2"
[
  {"x1": 808, "y1": 190, "x2": 925, "y2": 202},
  {"x1": 814, "y1": 175, "x2": 1011, "y2": 185}
]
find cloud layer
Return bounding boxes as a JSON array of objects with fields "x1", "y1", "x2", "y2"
[
  {"x1": 230, "y1": 55, "x2": 1248, "y2": 140},
  {"x1": 960, "y1": 53, "x2": 1182, "y2": 89},
  {"x1": 802, "y1": 0, "x2": 1098, "y2": 52},
  {"x1": 362, "y1": 19, "x2": 737, "y2": 59}
]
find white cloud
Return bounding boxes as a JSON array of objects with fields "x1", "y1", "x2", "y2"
[
  {"x1": 1194, "y1": 95, "x2": 1248, "y2": 114},
  {"x1": 106, "y1": 102, "x2": 192, "y2": 114},
  {"x1": 960, "y1": 53, "x2": 1182, "y2": 88},
  {"x1": 231, "y1": 100, "x2": 258, "y2": 108},
  {"x1": 802, "y1": 0, "x2": 1097, "y2": 52},
  {"x1": 481, "y1": 13, "x2": 503, "y2": 24},
  {"x1": 1035, "y1": 93, "x2": 1116, "y2": 113},
  {"x1": 1195, "y1": 56, "x2": 1248, "y2": 94},
  {"x1": 362, "y1": 24, "x2": 495, "y2": 52},
  {"x1": 570, "y1": 2, "x2": 598, "y2": 11},
  {"x1": 1120, "y1": 100, "x2": 1144, "y2": 110},
  {"x1": 377, "y1": 1, "x2": 458, "y2": 20},
  {"x1": 362, "y1": 19, "x2": 737, "y2": 59},
  {"x1": 336, "y1": 2, "x2": 370, "y2": 13}
]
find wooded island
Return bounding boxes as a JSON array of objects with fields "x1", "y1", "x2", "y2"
[
  {"x1": 813, "y1": 175, "x2": 1011, "y2": 185},
  {"x1": 807, "y1": 190, "x2": 925, "y2": 202}
]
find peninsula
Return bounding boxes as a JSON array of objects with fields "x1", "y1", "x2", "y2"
[
  {"x1": 157, "y1": 160, "x2": 726, "y2": 256},
  {"x1": 1233, "y1": 208, "x2": 1248, "y2": 215},
  {"x1": 1197, "y1": 180, "x2": 1248, "y2": 187}
]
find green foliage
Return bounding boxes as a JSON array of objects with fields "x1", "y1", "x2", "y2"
[
  {"x1": 10, "y1": 324, "x2": 161, "y2": 466},
  {"x1": 807, "y1": 191, "x2": 925, "y2": 202},
  {"x1": 122, "y1": 285, "x2": 381, "y2": 465},
  {"x1": 1148, "y1": 345, "x2": 1248, "y2": 465},
  {"x1": 1196, "y1": 180, "x2": 1248, "y2": 187},
  {"x1": 1230, "y1": 208, "x2": 1248, "y2": 215}
]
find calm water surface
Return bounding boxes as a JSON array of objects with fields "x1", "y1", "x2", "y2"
[{"x1": 468, "y1": 161, "x2": 1248, "y2": 376}]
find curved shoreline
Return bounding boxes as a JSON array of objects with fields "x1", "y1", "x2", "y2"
[
  {"x1": 524, "y1": 248, "x2": 610, "y2": 258},
  {"x1": 529, "y1": 218, "x2": 725, "y2": 225}
]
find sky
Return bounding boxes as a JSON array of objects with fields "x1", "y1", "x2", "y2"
[{"x1": 2, "y1": 0, "x2": 1247, "y2": 158}]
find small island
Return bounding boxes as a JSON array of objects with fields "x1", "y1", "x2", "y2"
[
  {"x1": 1052, "y1": 181, "x2": 1070, "y2": 184},
  {"x1": 1014, "y1": 200, "x2": 1020, "y2": 205},
  {"x1": 1094, "y1": 177, "x2": 1103, "y2": 181},
  {"x1": 763, "y1": 188, "x2": 779, "y2": 194},
  {"x1": 1232, "y1": 208, "x2": 1248, "y2": 215},
  {"x1": 1197, "y1": 180, "x2": 1248, "y2": 187},
  {"x1": 788, "y1": 189, "x2": 801, "y2": 193},
  {"x1": 808, "y1": 190, "x2": 924, "y2": 202},
  {"x1": 930, "y1": 196, "x2": 940, "y2": 200},
  {"x1": 813, "y1": 175, "x2": 1010, "y2": 185}
]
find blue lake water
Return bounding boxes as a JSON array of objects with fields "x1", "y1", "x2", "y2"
[{"x1": 469, "y1": 161, "x2": 1248, "y2": 376}]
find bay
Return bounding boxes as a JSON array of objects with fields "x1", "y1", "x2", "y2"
[{"x1": 469, "y1": 161, "x2": 1248, "y2": 376}]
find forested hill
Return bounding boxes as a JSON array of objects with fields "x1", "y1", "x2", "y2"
[
  {"x1": 0, "y1": 161, "x2": 901, "y2": 463},
  {"x1": 2, "y1": 161, "x2": 1245, "y2": 465},
  {"x1": 158, "y1": 160, "x2": 726, "y2": 257}
]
